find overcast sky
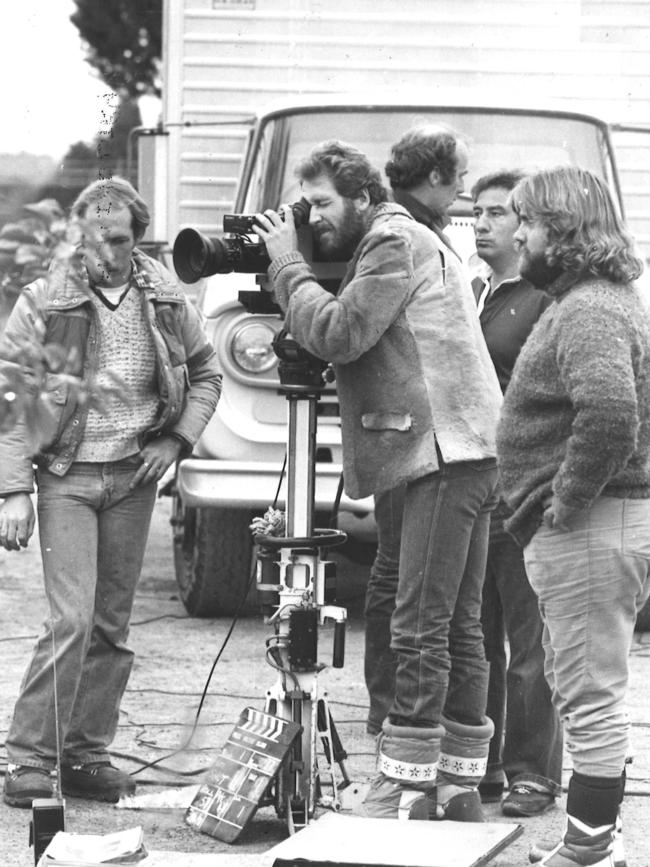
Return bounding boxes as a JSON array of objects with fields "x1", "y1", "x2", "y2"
[{"x1": 1, "y1": 2, "x2": 116, "y2": 161}]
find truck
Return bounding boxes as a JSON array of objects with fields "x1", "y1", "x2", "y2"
[{"x1": 137, "y1": 1, "x2": 650, "y2": 620}]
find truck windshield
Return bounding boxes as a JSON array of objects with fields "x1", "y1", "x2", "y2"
[{"x1": 242, "y1": 107, "x2": 614, "y2": 218}]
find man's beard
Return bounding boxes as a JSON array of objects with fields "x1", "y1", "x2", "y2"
[
  {"x1": 518, "y1": 247, "x2": 563, "y2": 288},
  {"x1": 314, "y1": 200, "x2": 366, "y2": 261}
]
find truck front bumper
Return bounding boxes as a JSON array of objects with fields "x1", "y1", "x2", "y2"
[{"x1": 176, "y1": 458, "x2": 375, "y2": 519}]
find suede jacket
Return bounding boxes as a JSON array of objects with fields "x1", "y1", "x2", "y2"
[
  {"x1": 0, "y1": 249, "x2": 222, "y2": 496},
  {"x1": 269, "y1": 203, "x2": 502, "y2": 499}
]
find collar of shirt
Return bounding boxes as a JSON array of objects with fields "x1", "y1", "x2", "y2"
[
  {"x1": 475, "y1": 268, "x2": 524, "y2": 314},
  {"x1": 391, "y1": 188, "x2": 449, "y2": 232}
]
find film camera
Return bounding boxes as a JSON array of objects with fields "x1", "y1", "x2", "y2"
[{"x1": 172, "y1": 198, "x2": 311, "y2": 283}]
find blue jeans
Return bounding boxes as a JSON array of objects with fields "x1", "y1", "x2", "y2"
[
  {"x1": 524, "y1": 496, "x2": 650, "y2": 778},
  {"x1": 382, "y1": 459, "x2": 497, "y2": 727},
  {"x1": 481, "y1": 500, "x2": 563, "y2": 796},
  {"x1": 364, "y1": 485, "x2": 404, "y2": 731},
  {"x1": 6, "y1": 458, "x2": 157, "y2": 769}
]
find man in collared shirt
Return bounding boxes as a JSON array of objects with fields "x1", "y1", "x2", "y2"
[{"x1": 471, "y1": 171, "x2": 561, "y2": 818}]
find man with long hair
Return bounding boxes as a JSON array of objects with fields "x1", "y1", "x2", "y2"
[
  {"x1": 497, "y1": 166, "x2": 650, "y2": 866},
  {"x1": 256, "y1": 140, "x2": 502, "y2": 821}
]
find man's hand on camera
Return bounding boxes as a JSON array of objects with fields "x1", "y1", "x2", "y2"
[
  {"x1": 254, "y1": 206, "x2": 298, "y2": 261},
  {"x1": 131, "y1": 436, "x2": 182, "y2": 489},
  {"x1": 0, "y1": 492, "x2": 35, "y2": 550}
]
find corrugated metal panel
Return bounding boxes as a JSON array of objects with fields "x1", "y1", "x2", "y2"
[{"x1": 161, "y1": 0, "x2": 650, "y2": 258}]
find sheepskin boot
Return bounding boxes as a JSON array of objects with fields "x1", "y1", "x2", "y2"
[
  {"x1": 361, "y1": 720, "x2": 443, "y2": 820},
  {"x1": 434, "y1": 715, "x2": 494, "y2": 821}
]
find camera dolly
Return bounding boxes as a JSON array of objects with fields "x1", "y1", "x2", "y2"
[{"x1": 252, "y1": 330, "x2": 351, "y2": 833}]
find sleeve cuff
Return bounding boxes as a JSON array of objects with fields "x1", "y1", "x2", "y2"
[{"x1": 268, "y1": 250, "x2": 307, "y2": 281}]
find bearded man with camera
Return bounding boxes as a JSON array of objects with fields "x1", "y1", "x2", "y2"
[{"x1": 255, "y1": 139, "x2": 502, "y2": 822}]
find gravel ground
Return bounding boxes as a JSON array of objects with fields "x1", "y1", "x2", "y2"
[{"x1": 1, "y1": 497, "x2": 649, "y2": 866}]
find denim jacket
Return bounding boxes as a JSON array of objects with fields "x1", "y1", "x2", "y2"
[
  {"x1": 269, "y1": 203, "x2": 502, "y2": 499},
  {"x1": 0, "y1": 249, "x2": 222, "y2": 496}
]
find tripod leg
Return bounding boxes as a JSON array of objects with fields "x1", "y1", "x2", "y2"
[
  {"x1": 266, "y1": 689, "x2": 316, "y2": 831},
  {"x1": 317, "y1": 697, "x2": 351, "y2": 787}
]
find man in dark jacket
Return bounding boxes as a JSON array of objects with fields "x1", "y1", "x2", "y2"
[
  {"x1": 0, "y1": 178, "x2": 222, "y2": 807},
  {"x1": 498, "y1": 166, "x2": 650, "y2": 867},
  {"x1": 471, "y1": 171, "x2": 562, "y2": 818},
  {"x1": 256, "y1": 140, "x2": 502, "y2": 821}
]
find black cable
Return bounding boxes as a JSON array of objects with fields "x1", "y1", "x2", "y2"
[
  {"x1": 329, "y1": 472, "x2": 345, "y2": 529},
  {"x1": 272, "y1": 452, "x2": 287, "y2": 508},
  {"x1": 127, "y1": 455, "x2": 291, "y2": 778},
  {"x1": 128, "y1": 555, "x2": 258, "y2": 778},
  {"x1": 130, "y1": 614, "x2": 190, "y2": 626}
]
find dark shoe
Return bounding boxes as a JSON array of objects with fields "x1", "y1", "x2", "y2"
[
  {"x1": 61, "y1": 761, "x2": 135, "y2": 802},
  {"x1": 479, "y1": 780, "x2": 504, "y2": 803},
  {"x1": 503, "y1": 783, "x2": 556, "y2": 817},
  {"x1": 3, "y1": 765, "x2": 53, "y2": 808},
  {"x1": 435, "y1": 789, "x2": 486, "y2": 821}
]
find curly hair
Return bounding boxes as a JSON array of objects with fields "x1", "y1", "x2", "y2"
[
  {"x1": 70, "y1": 176, "x2": 150, "y2": 242},
  {"x1": 385, "y1": 124, "x2": 462, "y2": 190},
  {"x1": 296, "y1": 141, "x2": 387, "y2": 206},
  {"x1": 512, "y1": 166, "x2": 643, "y2": 285}
]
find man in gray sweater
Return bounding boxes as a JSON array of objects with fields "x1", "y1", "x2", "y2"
[{"x1": 497, "y1": 166, "x2": 650, "y2": 867}]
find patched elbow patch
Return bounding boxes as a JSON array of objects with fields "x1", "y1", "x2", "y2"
[{"x1": 361, "y1": 412, "x2": 412, "y2": 431}]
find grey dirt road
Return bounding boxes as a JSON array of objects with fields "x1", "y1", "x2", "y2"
[{"x1": 1, "y1": 496, "x2": 649, "y2": 866}]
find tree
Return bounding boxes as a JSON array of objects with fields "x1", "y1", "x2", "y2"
[{"x1": 70, "y1": 0, "x2": 162, "y2": 99}]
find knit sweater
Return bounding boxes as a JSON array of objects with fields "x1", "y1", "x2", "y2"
[
  {"x1": 75, "y1": 289, "x2": 158, "y2": 462},
  {"x1": 496, "y1": 273, "x2": 650, "y2": 546}
]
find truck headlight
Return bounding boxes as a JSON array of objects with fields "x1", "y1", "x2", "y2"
[{"x1": 230, "y1": 321, "x2": 278, "y2": 373}]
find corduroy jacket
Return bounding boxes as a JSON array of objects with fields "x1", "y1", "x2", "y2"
[
  {"x1": 269, "y1": 202, "x2": 502, "y2": 499},
  {"x1": 0, "y1": 249, "x2": 222, "y2": 496}
]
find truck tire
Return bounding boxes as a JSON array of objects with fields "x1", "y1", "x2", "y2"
[{"x1": 172, "y1": 492, "x2": 257, "y2": 617}]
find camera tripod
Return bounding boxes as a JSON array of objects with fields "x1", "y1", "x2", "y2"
[{"x1": 253, "y1": 330, "x2": 351, "y2": 833}]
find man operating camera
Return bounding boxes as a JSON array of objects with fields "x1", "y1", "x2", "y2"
[{"x1": 255, "y1": 140, "x2": 503, "y2": 821}]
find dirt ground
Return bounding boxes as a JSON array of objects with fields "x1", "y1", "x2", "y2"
[{"x1": 1, "y1": 496, "x2": 649, "y2": 866}]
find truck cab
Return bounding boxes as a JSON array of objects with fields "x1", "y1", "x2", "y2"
[{"x1": 161, "y1": 96, "x2": 647, "y2": 617}]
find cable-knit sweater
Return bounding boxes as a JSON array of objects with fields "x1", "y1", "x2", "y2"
[
  {"x1": 496, "y1": 273, "x2": 650, "y2": 546},
  {"x1": 75, "y1": 289, "x2": 158, "y2": 462}
]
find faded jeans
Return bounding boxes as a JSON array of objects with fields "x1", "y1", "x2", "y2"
[
  {"x1": 481, "y1": 500, "x2": 562, "y2": 796},
  {"x1": 388, "y1": 459, "x2": 498, "y2": 727},
  {"x1": 524, "y1": 495, "x2": 650, "y2": 778},
  {"x1": 6, "y1": 457, "x2": 157, "y2": 769}
]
